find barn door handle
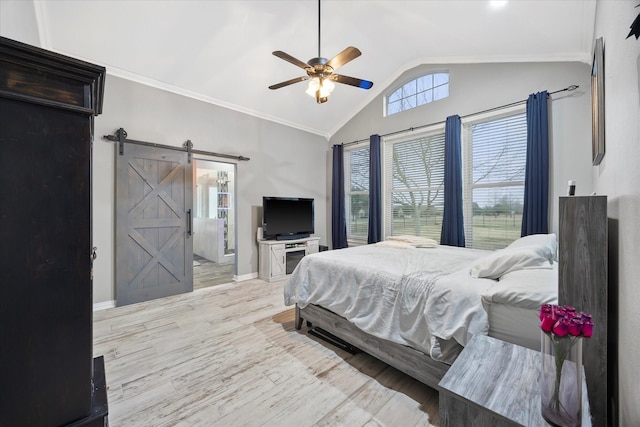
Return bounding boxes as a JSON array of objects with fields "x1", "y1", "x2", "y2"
[
  {"x1": 187, "y1": 209, "x2": 192, "y2": 236},
  {"x1": 90, "y1": 247, "x2": 97, "y2": 281}
]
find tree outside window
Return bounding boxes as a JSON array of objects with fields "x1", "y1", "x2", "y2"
[
  {"x1": 386, "y1": 132, "x2": 445, "y2": 240},
  {"x1": 345, "y1": 146, "x2": 369, "y2": 241},
  {"x1": 463, "y1": 112, "x2": 527, "y2": 249}
]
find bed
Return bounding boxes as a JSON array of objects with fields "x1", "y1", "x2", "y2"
[{"x1": 283, "y1": 234, "x2": 558, "y2": 389}]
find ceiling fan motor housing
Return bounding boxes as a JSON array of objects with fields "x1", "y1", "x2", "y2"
[{"x1": 307, "y1": 57, "x2": 328, "y2": 66}]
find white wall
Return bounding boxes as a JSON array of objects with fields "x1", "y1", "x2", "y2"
[
  {"x1": 93, "y1": 75, "x2": 328, "y2": 303},
  {"x1": 330, "y1": 61, "x2": 593, "y2": 241},
  {"x1": 0, "y1": 0, "x2": 40, "y2": 47},
  {"x1": 593, "y1": 1, "x2": 640, "y2": 424}
]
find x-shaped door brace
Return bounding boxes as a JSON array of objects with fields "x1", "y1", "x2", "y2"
[
  {"x1": 125, "y1": 157, "x2": 188, "y2": 289},
  {"x1": 127, "y1": 159, "x2": 185, "y2": 220},
  {"x1": 127, "y1": 227, "x2": 185, "y2": 289}
]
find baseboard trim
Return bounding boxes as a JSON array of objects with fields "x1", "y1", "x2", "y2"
[
  {"x1": 93, "y1": 300, "x2": 116, "y2": 312},
  {"x1": 92, "y1": 273, "x2": 259, "y2": 311},
  {"x1": 235, "y1": 272, "x2": 258, "y2": 282}
]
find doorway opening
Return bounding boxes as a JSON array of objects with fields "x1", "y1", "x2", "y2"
[{"x1": 193, "y1": 159, "x2": 236, "y2": 289}]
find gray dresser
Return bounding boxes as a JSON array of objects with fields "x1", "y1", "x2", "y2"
[{"x1": 558, "y1": 195, "x2": 612, "y2": 427}]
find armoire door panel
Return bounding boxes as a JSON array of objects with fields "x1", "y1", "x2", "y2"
[{"x1": 0, "y1": 97, "x2": 93, "y2": 427}]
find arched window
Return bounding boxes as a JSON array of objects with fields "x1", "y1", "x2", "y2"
[{"x1": 386, "y1": 72, "x2": 449, "y2": 115}]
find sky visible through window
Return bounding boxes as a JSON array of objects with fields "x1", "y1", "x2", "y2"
[
  {"x1": 387, "y1": 73, "x2": 449, "y2": 115},
  {"x1": 468, "y1": 113, "x2": 527, "y2": 210}
]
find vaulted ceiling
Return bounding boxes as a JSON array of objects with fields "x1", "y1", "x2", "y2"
[{"x1": 24, "y1": 0, "x2": 596, "y2": 138}]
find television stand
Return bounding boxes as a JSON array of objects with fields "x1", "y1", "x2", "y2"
[
  {"x1": 276, "y1": 233, "x2": 310, "y2": 241},
  {"x1": 258, "y1": 236, "x2": 320, "y2": 282}
]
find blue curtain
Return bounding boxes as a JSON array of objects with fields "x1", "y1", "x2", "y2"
[
  {"x1": 331, "y1": 144, "x2": 348, "y2": 249},
  {"x1": 368, "y1": 135, "x2": 382, "y2": 244},
  {"x1": 440, "y1": 115, "x2": 466, "y2": 247},
  {"x1": 521, "y1": 91, "x2": 549, "y2": 236}
]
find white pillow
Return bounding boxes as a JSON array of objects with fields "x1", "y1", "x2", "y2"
[
  {"x1": 469, "y1": 245, "x2": 554, "y2": 279},
  {"x1": 387, "y1": 235, "x2": 438, "y2": 248},
  {"x1": 506, "y1": 233, "x2": 557, "y2": 260},
  {"x1": 414, "y1": 240, "x2": 438, "y2": 248},
  {"x1": 375, "y1": 240, "x2": 414, "y2": 249}
]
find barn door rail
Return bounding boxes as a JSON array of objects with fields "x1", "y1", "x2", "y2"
[{"x1": 103, "y1": 128, "x2": 250, "y2": 162}]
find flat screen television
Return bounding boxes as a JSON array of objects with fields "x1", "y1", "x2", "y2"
[{"x1": 262, "y1": 196, "x2": 314, "y2": 241}]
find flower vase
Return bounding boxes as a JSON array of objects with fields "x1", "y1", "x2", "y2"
[{"x1": 540, "y1": 331, "x2": 583, "y2": 427}]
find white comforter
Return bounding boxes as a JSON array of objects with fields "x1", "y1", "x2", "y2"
[{"x1": 283, "y1": 244, "x2": 497, "y2": 364}]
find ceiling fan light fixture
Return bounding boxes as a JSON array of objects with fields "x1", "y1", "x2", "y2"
[
  {"x1": 305, "y1": 77, "x2": 319, "y2": 96},
  {"x1": 306, "y1": 77, "x2": 335, "y2": 100},
  {"x1": 321, "y1": 78, "x2": 335, "y2": 96}
]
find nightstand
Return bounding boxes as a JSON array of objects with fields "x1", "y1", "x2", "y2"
[{"x1": 438, "y1": 334, "x2": 591, "y2": 427}]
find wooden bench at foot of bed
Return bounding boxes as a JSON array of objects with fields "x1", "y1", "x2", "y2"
[{"x1": 295, "y1": 303, "x2": 449, "y2": 389}]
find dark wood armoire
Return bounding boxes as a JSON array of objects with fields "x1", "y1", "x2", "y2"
[{"x1": 0, "y1": 37, "x2": 108, "y2": 426}]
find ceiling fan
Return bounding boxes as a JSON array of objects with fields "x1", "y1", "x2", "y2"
[{"x1": 268, "y1": 0, "x2": 373, "y2": 104}]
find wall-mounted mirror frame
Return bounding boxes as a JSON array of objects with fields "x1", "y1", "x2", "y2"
[{"x1": 591, "y1": 37, "x2": 605, "y2": 166}]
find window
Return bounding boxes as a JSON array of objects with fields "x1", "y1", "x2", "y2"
[
  {"x1": 462, "y1": 111, "x2": 527, "y2": 250},
  {"x1": 344, "y1": 145, "x2": 370, "y2": 241},
  {"x1": 384, "y1": 129, "x2": 446, "y2": 240},
  {"x1": 387, "y1": 72, "x2": 449, "y2": 115},
  {"x1": 344, "y1": 109, "x2": 526, "y2": 248}
]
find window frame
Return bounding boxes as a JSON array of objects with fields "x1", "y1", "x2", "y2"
[
  {"x1": 344, "y1": 142, "x2": 371, "y2": 244},
  {"x1": 382, "y1": 124, "x2": 446, "y2": 240},
  {"x1": 385, "y1": 71, "x2": 450, "y2": 116},
  {"x1": 343, "y1": 106, "x2": 527, "y2": 249},
  {"x1": 461, "y1": 105, "x2": 527, "y2": 249}
]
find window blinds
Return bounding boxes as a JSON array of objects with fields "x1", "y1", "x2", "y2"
[
  {"x1": 462, "y1": 112, "x2": 527, "y2": 249},
  {"x1": 345, "y1": 146, "x2": 370, "y2": 240},
  {"x1": 384, "y1": 132, "x2": 446, "y2": 240}
]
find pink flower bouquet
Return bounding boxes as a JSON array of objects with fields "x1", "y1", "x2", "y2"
[
  {"x1": 540, "y1": 304, "x2": 593, "y2": 338},
  {"x1": 539, "y1": 304, "x2": 593, "y2": 427}
]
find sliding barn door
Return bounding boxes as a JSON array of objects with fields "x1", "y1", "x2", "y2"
[{"x1": 116, "y1": 144, "x2": 193, "y2": 306}]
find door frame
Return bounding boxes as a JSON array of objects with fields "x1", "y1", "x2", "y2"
[{"x1": 192, "y1": 155, "x2": 238, "y2": 277}]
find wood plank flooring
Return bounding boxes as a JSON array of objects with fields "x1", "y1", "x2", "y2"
[
  {"x1": 193, "y1": 256, "x2": 234, "y2": 290},
  {"x1": 93, "y1": 278, "x2": 440, "y2": 426}
]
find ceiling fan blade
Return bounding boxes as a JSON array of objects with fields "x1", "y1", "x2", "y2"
[
  {"x1": 272, "y1": 51, "x2": 310, "y2": 70},
  {"x1": 331, "y1": 74, "x2": 374, "y2": 90},
  {"x1": 268, "y1": 76, "x2": 309, "y2": 90},
  {"x1": 326, "y1": 46, "x2": 361, "y2": 71}
]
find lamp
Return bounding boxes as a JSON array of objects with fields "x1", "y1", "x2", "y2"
[{"x1": 305, "y1": 76, "x2": 335, "y2": 103}]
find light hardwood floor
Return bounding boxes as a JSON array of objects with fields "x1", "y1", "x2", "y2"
[
  {"x1": 193, "y1": 256, "x2": 234, "y2": 290},
  {"x1": 93, "y1": 278, "x2": 440, "y2": 426}
]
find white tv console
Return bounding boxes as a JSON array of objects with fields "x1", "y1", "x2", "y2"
[{"x1": 258, "y1": 237, "x2": 320, "y2": 282}]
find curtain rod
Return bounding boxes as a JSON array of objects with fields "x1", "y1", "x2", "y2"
[{"x1": 340, "y1": 85, "x2": 579, "y2": 147}]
